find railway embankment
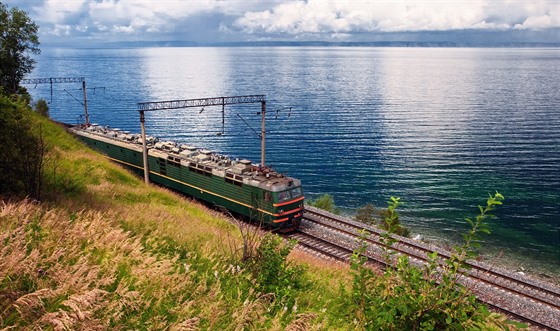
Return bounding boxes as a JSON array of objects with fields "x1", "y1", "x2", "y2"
[
  {"x1": 1, "y1": 99, "x2": 552, "y2": 330},
  {"x1": 0, "y1": 107, "x2": 351, "y2": 329}
]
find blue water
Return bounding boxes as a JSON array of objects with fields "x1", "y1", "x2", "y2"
[{"x1": 28, "y1": 47, "x2": 559, "y2": 274}]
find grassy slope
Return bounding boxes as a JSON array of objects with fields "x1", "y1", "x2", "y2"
[{"x1": 0, "y1": 113, "x2": 354, "y2": 330}]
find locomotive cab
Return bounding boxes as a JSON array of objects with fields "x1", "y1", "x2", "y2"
[{"x1": 271, "y1": 184, "x2": 304, "y2": 232}]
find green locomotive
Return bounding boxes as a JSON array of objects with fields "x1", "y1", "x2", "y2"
[{"x1": 70, "y1": 124, "x2": 304, "y2": 231}]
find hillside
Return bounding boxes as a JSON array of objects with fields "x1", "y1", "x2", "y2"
[
  {"x1": 0, "y1": 101, "x2": 521, "y2": 330},
  {"x1": 0, "y1": 104, "x2": 353, "y2": 330}
]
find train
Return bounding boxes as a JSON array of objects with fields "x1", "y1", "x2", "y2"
[{"x1": 69, "y1": 124, "x2": 304, "y2": 231}]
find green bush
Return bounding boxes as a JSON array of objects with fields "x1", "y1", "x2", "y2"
[
  {"x1": 0, "y1": 94, "x2": 47, "y2": 199},
  {"x1": 355, "y1": 199, "x2": 410, "y2": 237},
  {"x1": 35, "y1": 98, "x2": 49, "y2": 118},
  {"x1": 347, "y1": 193, "x2": 520, "y2": 330},
  {"x1": 245, "y1": 234, "x2": 307, "y2": 311},
  {"x1": 307, "y1": 194, "x2": 340, "y2": 214}
]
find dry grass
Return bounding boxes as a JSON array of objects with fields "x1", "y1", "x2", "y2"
[
  {"x1": 2, "y1": 197, "x2": 338, "y2": 329},
  {"x1": 1, "y1": 201, "x2": 111, "y2": 329},
  {"x1": 0, "y1": 115, "x2": 524, "y2": 330},
  {"x1": 0, "y1": 122, "x2": 358, "y2": 330},
  {"x1": 286, "y1": 312, "x2": 319, "y2": 331},
  {"x1": 0, "y1": 200, "x2": 238, "y2": 330}
]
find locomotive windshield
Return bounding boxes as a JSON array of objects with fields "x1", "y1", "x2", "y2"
[
  {"x1": 276, "y1": 186, "x2": 303, "y2": 202},
  {"x1": 291, "y1": 187, "x2": 302, "y2": 198}
]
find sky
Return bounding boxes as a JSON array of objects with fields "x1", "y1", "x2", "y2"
[{"x1": 4, "y1": 0, "x2": 560, "y2": 46}]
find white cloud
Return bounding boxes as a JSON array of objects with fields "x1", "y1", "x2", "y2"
[
  {"x1": 234, "y1": 0, "x2": 559, "y2": 35},
  {"x1": 3, "y1": 0, "x2": 559, "y2": 44},
  {"x1": 46, "y1": 24, "x2": 73, "y2": 37},
  {"x1": 515, "y1": 15, "x2": 553, "y2": 30},
  {"x1": 37, "y1": 0, "x2": 88, "y2": 23},
  {"x1": 113, "y1": 25, "x2": 135, "y2": 33}
]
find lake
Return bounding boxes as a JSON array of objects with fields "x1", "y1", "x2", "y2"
[{"x1": 28, "y1": 47, "x2": 559, "y2": 275}]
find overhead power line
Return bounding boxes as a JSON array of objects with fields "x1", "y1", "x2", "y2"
[
  {"x1": 21, "y1": 77, "x2": 84, "y2": 84},
  {"x1": 21, "y1": 76, "x2": 89, "y2": 125},
  {"x1": 137, "y1": 95, "x2": 266, "y2": 112}
]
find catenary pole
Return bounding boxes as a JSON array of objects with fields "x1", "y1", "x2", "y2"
[
  {"x1": 140, "y1": 110, "x2": 149, "y2": 184},
  {"x1": 82, "y1": 81, "x2": 89, "y2": 125},
  {"x1": 137, "y1": 95, "x2": 267, "y2": 184},
  {"x1": 21, "y1": 77, "x2": 88, "y2": 124},
  {"x1": 261, "y1": 101, "x2": 266, "y2": 167}
]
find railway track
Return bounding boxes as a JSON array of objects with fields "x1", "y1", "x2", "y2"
[{"x1": 288, "y1": 206, "x2": 560, "y2": 330}]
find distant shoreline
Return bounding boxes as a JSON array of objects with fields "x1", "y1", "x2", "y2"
[{"x1": 42, "y1": 40, "x2": 560, "y2": 49}]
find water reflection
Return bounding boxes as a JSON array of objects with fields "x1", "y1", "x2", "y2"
[{"x1": 28, "y1": 47, "x2": 560, "y2": 274}]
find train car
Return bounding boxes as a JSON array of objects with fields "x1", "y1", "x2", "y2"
[{"x1": 69, "y1": 124, "x2": 304, "y2": 231}]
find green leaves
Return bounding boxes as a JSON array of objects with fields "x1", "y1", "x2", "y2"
[
  {"x1": 347, "y1": 193, "x2": 508, "y2": 330},
  {"x1": 0, "y1": 3, "x2": 40, "y2": 94},
  {"x1": 306, "y1": 194, "x2": 340, "y2": 214},
  {"x1": 244, "y1": 233, "x2": 307, "y2": 313},
  {"x1": 0, "y1": 94, "x2": 48, "y2": 199}
]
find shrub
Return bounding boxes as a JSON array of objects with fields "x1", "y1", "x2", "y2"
[
  {"x1": 245, "y1": 234, "x2": 307, "y2": 311},
  {"x1": 307, "y1": 194, "x2": 340, "y2": 214},
  {"x1": 0, "y1": 94, "x2": 48, "y2": 199},
  {"x1": 379, "y1": 197, "x2": 410, "y2": 237},
  {"x1": 354, "y1": 203, "x2": 376, "y2": 225},
  {"x1": 355, "y1": 199, "x2": 410, "y2": 237},
  {"x1": 35, "y1": 98, "x2": 49, "y2": 118},
  {"x1": 348, "y1": 193, "x2": 520, "y2": 330}
]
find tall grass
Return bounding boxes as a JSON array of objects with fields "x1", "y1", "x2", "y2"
[
  {"x1": 0, "y1": 199, "x2": 350, "y2": 330},
  {"x1": 0, "y1": 117, "x2": 354, "y2": 330},
  {"x1": 0, "y1": 115, "x2": 520, "y2": 330}
]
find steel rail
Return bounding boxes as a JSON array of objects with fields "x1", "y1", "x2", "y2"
[
  {"x1": 298, "y1": 206, "x2": 560, "y2": 330},
  {"x1": 289, "y1": 230, "x2": 353, "y2": 262},
  {"x1": 303, "y1": 207, "x2": 560, "y2": 305}
]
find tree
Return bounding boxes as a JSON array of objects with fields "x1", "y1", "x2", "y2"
[
  {"x1": 0, "y1": 2, "x2": 40, "y2": 95},
  {"x1": 0, "y1": 93, "x2": 48, "y2": 200},
  {"x1": 35, "y1": 98, "x2": 49, "y2": 117}
]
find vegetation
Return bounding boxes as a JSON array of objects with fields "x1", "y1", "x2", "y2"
[
  {"x1": 35, "y1": 98, "x2": 49, "y2": 117},
  {"x1": 0, "y1": 1, "x2": 40, "y2": 94},
  {"x1": 354, "y1": 201, "x2": 411, "y2": 237},
  {"x1": 0, "y1": 113, "x2": 350, "y2": 329},
  {"x1": 247, "y1": 234, "x2": 308, "y2": 311},
  {"x1": 0, "y1": 3, "x2": 45, "y2": 199},
  {"x1": 306, "y1": 193, "x2": 340, "y2": 214},
  {"x1": 0, "y1": 109, "x2": 524, "y2": 330},
  {"x1": 344, "y1": 193, "x2": 523, "y2": 330},
  {"x1": 0, "y1": 93, "x2": 48, "y2": 200},
  {"x1": 0, "y1": 5, "x2": 524, "y2": 328},
  {"x1": 354, "y1": 203, "x2": 376, "y2": 225}
]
